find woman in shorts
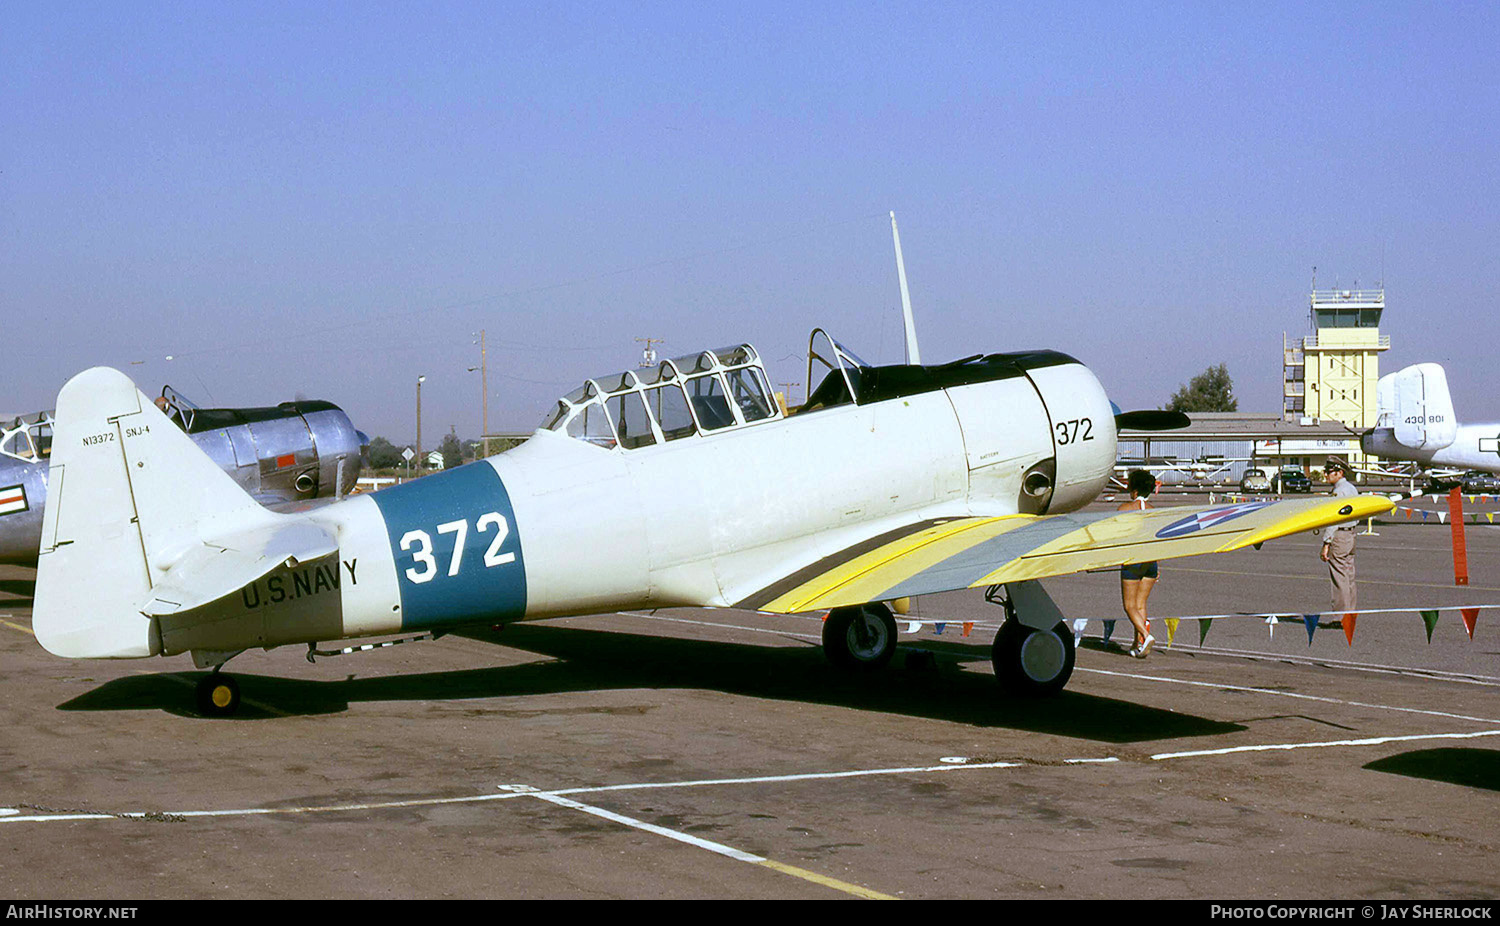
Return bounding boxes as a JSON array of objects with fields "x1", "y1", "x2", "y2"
[{"x1": 1118, "y1": 469, "x2": 1159, "y2": 657}]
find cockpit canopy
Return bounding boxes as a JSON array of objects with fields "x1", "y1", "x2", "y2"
[
  {"x1": 544, "y1": 344, "x2": 782, "y2": 450},
  {"x1": 0, "y1": 414, "x2": 53, "y2": 463},
  {"x1": 542, "y1": 331, "x2": 1079, "y2": 451}
]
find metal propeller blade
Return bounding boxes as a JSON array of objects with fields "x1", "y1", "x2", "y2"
[{"x1": 1115, "y1": 410, "x2": 1191, "y2": 431}]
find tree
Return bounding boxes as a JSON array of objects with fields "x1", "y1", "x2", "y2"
[
  {"x1": 366, "y1": 436, "x2": 407, "y2": 469},
  {"x1": 440, "y1": 432, "x2": 464, "y2": 471},
  {"x1": 1167, "y1": 364, "x2": 1238, "y2": 412}
]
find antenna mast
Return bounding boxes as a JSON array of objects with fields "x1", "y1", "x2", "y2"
[{"x1": 890, "y1": 211, "x2": 921, "y2": 365}]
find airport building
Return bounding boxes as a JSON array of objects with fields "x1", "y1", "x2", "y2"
[
  {"x1": 1119, "y1": 281, "x2": 1388, "y2": 487},
  {"x1": 1283, "y1": 286, "x2": 1387, "y2": 437}
]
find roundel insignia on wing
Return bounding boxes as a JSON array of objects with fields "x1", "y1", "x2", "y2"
[
  {"x1": 1339, "y1": 504, "x2": 1354, "y2": 516},
  {"x1": 1155, "y1": 501, "x2": 1275, "y2": 540}
]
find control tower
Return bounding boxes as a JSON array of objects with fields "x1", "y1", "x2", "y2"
[{"x1": 1283, "y1": 283, "x2": 1389, "y2": 437}]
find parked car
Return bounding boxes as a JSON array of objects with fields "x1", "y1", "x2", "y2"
[
  {"x1": 1240, "y1": 467, "x2": 1271, "y2": 493},
  {"x1": 1276, "y1": 468, "x2": 1312, "y2": 493},
  {"x1": 1460, "y1": 470, "x2": 1500, "y2": 494}
]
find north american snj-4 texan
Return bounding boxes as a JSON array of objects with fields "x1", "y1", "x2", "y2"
[
  {"x1": 30, "y1": 226, "x2": 1392, "y2": 715},
  {"x1": 1, "y1": 385, "x2": 367, "y2": 565}
]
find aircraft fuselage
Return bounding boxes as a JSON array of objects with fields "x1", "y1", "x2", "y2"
[
  {"x1": 37, "y1": 352, "x2": 1117, "y2": 662},
  {"x1": 1363, "y1": 423, "x2": 1500, "y2": 474}
]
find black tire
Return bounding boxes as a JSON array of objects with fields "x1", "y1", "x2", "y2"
[
  {"x1": 823, "y1": 604, "x2": 898, "y2": 670},
  {"x1": 991, "y1": 619, "x2": 1075, "y2": 696},
  {"x1": 196, "y1": 673, "x2": 241, "y2": 717}
]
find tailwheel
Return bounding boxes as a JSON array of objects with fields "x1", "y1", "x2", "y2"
[
  {"x1": 991, "y1": 618, "x2": 1075, "y2": 696},
  {"x1": 823, "y1": 603, "x2": 898, "y2": 670},
  {"x1": 196, "y1": 673, "x2": 241, "y2": 717}
]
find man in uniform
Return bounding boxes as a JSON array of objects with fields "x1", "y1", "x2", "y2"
[{"x1": 1319, "y1": 458, "x2": 1360, "y2": 613}]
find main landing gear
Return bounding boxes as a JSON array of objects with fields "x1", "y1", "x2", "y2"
[
  {"x1": 985, "y1": 583, "x2": 1075, "y2": 696},
  {"x1": 821, "y1": 582, "x2": 1076, "y2": 696},
  {"x1": 822, "y1": 603, "x2": 898, "y2": 670}
]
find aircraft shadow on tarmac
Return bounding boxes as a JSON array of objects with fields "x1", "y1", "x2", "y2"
[
  {"x1": 0, "y1": 578, "x2": 35, "y2": 608},
  {"x1": 57, "y1": 622, "x2": 1245, "y2": 743},
  {"x1": 1363, "y1": 748, "x2": 1500, "y2": 792}
]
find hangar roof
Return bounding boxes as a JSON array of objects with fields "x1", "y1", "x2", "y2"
[{"x1": 1119, "y1": 412, "x2": 1357, "y2": 442}]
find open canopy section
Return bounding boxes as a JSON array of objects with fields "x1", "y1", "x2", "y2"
[
  {"x1": 544, "y1": 344, "x2": 782, "y2": 450},
  {"x1": 801, "y1": 327, "x2": 1080, "y2": 413}
]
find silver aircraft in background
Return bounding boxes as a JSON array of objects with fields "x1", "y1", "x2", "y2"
[{"x1": 0, "y1": 385, "x2": 367, "y2": 565}]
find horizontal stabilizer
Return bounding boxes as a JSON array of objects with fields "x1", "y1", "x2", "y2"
[{"x1": 142, "y1": 521, "x2": 338, "y2": 617}]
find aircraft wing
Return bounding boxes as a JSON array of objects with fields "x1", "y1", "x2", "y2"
[{"x1": 738, "y1": 495, "x2": 1392, "y2": 614}]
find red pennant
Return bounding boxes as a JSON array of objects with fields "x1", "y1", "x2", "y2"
[
  {"x1": 1342, "y1": 613, "x2": 1356, "y2": 646},
  {"x1": 962, "y1": 622, "x2": 973, "y2": 637},
  {"x1": 1461, "y1": 607, "x2": 1479, "y2": 640}
]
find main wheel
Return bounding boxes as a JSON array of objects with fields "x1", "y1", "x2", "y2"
[
  {"x1": 992, "y1": 619, "x2": 1075, "y2": 695},
  {"x1": 823, "y1": 603, "x2": 898, "y2": 670},
  {"x1": 196, "y1": 673, "x2": 241, "y2": 717}
]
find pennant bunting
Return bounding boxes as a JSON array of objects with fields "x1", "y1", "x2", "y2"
[
  {"x1": 1198, "y1": 617, "x2": 1213, "y2": 646},
  {"x1": 1302, "y1": 614, "x2": 1319, "y2": 646},
  {"x1": 1164, "y1": 617, "x2": 1180, "y2": 648},
  {"x1": 1421, "y1": 609, "x2": 1440, "y2": 644},
  {"x1": 1342, "y1": 612, "x2": 1356, "y2": 647},
  {"x1": 933, "y1": 622, "x2": 946, "y2": 635},
  {"x1": 1462, "y1": 607, "x2": 1479, "y2": 640},
  {"x1": 905, "y1": 621, "x2": 921, "y2": 634},
  {"x1": 962, "y1": 622, "x2": 973, "y2": 638},
  {"x1": 1265, "y1": 615, "x2": 1277, "y2": 640},
  {"x1": 1102, "y1": 619, "x2": 1117, "y2": 645}
]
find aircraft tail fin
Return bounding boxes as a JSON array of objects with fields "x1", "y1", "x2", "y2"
[
  {"x1": 1377, "y1": 363, "x2": 1458, "y2": 451},
  {"x1": 35, "y1": 367, "x2": 275, "y2": 659}
]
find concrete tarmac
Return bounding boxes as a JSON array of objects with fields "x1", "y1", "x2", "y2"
[{"x1": 1, "y1": 505, "x2": 1498, "y2": 900}]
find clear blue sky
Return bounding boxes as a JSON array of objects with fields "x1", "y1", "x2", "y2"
[{"x1": 3, "y1": 2, "x2": 1497, "y2": 442}]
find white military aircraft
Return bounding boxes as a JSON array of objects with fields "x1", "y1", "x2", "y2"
[
  {"x1": 32, "y1": 329, "x2": 1391, "y2": 715},
  {"x1": 1361, "y1": 363, "x2": 1500, "y2": 478}
]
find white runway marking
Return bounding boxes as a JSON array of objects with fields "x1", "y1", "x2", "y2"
[
  {"x1": 1178, "y1": 643, "x2": 1500, "y2": 687},
  {"x1": 4, "y1": 724, "x2": 1494, "y2": 891},
  {"x1": 519, "y1": 788, "x2": 895, "y2": 898},
  {"x1": 1078, "y1": 665, "x2": 1500, "y2": 725},
  {"x1": 1152, "y1": 729, "x2": 1500, "y2": 761}
]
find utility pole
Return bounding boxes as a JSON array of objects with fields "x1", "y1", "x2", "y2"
[
  {"x1": 470, "y1": 329, "x2": 489, "y2": 456},
  {"x1": 777, "y1": 381, "x2": 801, "y2": 414},
  {"x1": 636, "y1": 337, "x2": 664, "y2": 368},
  {"x1": 416, "y1": 374, "x2": 426, "y2": 471}
]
